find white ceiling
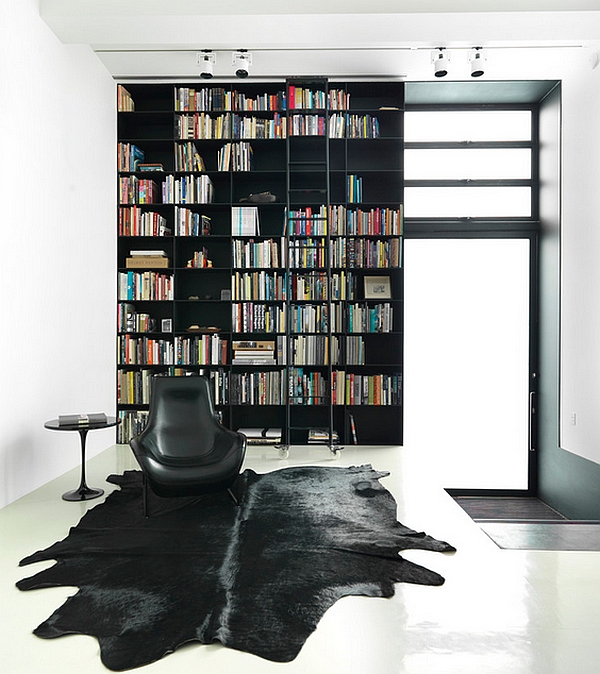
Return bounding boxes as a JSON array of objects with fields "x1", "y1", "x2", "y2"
[{"x1": 39, "y1": 1, "x2": 600, "y2": 80}]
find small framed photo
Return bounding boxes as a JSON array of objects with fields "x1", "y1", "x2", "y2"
[
  {"x1": 364, "y1": 276, "x2": 391, "y2": 299},
  {"x1": 161, "y1": 318, "x2": 173, "y2": 333}
]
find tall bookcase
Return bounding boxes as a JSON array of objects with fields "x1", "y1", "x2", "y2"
[{"x1": 116, "y1": 79, "x2": 403, "y2": 448}]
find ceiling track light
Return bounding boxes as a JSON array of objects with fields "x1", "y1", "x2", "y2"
[
  {"x1": 232, "y1": 50, "x2": 252, "y2": 78},
  {"x1": 432, "y1": 48, "x2": 449, "y2": 78},
  {"x1": 469, "y1": 47, "x2": 486, "y2": 78},
  {"x1": 197, "y1": 51, "x2": 215, "y2": 79}
]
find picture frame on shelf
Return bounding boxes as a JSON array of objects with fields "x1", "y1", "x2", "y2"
[{"x1": 364, "y1": 275, "x2": 391, "y2": 299}]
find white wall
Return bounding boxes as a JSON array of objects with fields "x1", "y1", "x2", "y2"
[
  {"x1": 0, "y1": 0, "x2": 117, "y2": 507},
  {"x1": 557, "y1": 57, "x2": 600, "y2": 465}
]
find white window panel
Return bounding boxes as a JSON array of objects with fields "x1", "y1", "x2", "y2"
[
  {"x1": 405, "y1": 110, "x2": 532, "y2": 142},
  {"x1": 405, "y1": 148, "x2": 532, "y2": 180},
  {"x1": 405, "y1": 186, "x2": 531, "y2": 218}
]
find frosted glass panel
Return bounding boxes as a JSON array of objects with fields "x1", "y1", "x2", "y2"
[
  {"x1": 405, "y1": 148, "x2": 532, "y2": 180},
  {"x1": 405, "y1": 186, "x2": 531, "y2": 218},
  {"x1": 403, "y1": 239, "x2": 531, "y2": 490},
  {"x1": 405, "y1": 110, "x2": 532, "y2": 142}
]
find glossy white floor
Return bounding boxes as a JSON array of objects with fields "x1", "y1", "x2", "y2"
[{"x1": 2, "y1": 443, "x2": 599, "y2": 674}]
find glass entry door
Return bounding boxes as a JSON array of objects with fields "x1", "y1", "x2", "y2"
[{"x1": 403, "y1": 238, "x2": 533, "y2": 490}]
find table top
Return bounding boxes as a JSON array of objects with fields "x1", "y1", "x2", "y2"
[{"x1": 45, "y1": 416, "x2": 120, "y2": 432}]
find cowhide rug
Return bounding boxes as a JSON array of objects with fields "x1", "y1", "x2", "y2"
[{"x1": 17, "y1": 464, "x2": 455, "y2": 671}]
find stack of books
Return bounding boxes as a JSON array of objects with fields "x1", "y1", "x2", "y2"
[
  {"x1": 232, "y1": 340, "x2": 276, "y2": 365},
  {"x1": 125, "y1": 250, "x2": 170, "y2": 269},
  {"x1": 238, "y1": 427, "x2": 282, "y2": 445},
  {"x1": 308, "y1": 428, "x2": 340, "y2": 444},
  {"x1": 58, "y1": 413, "x2": 108, "y2": 427}
]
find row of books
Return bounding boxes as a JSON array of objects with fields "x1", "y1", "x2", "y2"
[
  {"x1": 332, "y1": 372, "x2": 402, "y2": 406},
  {"x1": 232, "y1": 237, "x2": 280, "y2": 268},
  {"x1": 119, "y1": 207, "x2": 170, "y2": 237},
  {"x1": 118, "y1": 271, "x2": 174, "y2": 301},
  {"x1": 288, "y1": 368, "x2": 327, "y2": 405},
  {"x1": 330, "y1": 237, "x2": 402, "y2": 268},
  {"x1": 162, "y1": 175, "x2": 215, "y2": 204},
  {"x1": 173, "y1": 86, "x2": 352, "y2": 113},
  {"x1": 289, "y1": 335, "x2": 340, "y2": 366},
  {"x1": 287, "y1": 206, "x2": 402, "y2": 237},
  {"x1": 288, "y1": 237, "x2": 328, "y2": 269},
  {"x1": 232, "y1": 271, "x2": 286, "y2": 301},
  {"x1": 217, "y1": 142, "x2": 253, "y2": 171},
  {"x1": 232, "y1": 302, "x2": 286, "y2": 334},
  {"x1": 286, "y1": 206, "x2": 329, "y2": 235},
  {"x1": 288, "y1": 86, "x2": 351, "y2": 111},
  {"x1": 347, "y1": 303, "x2": 395, "y2": 334},
  {"x1": 289, "y1": 271, "x2": 358, "y2": 301},
  {"x1": 117, "y1": 85, "x2": 135, "y2": 112},
  {"x1": 117, "y1": 410, "x2": 148, "y2": 443},
  {"x1": 119, "y1": 177, "x2": 159, "y2": 205},
  {"x1": 174, "y1": 334, "x2": 228, "y2": 365},
  {"x1": 289, "y1": 114, "x2": 326, "y2": 136},
  {"x1": 174, "y1": 142, "x2": 206, "y2": 172},
  {"x1": 230, "y1": 371, "x2": 285, "y2": 405},
  {"x1": 175, "y1": 207, "x2": 211, "y2": 236},
  {"x1": 347, "y1": 174, "x2": 363, "y2": 203},
  {"x1": 346, "y1": 336, "x2": 366, "y2": 365},
  {"x1": 117, "y1": 204, "x2": 402, "y2": 238},
  {"x1": 118, "y1": 143, "x2": 145, "y2": 172},
  {"x1": 290, "y1": 303, "x2": 342, "y2": 333},
  {"x1": 117, "y1": 368, "x2": 153, "y2": 405},
  {"x1": 175, "y1": 87, "x2": 287, "y2": 112},
  {"x1": 117, "y1": 303, "x2": 157, "y2": 333},
  {"x1": 329, "y1": 205, "x2": 403, "y2": 236},
  {"x1": 176, "y1": 113, "x2": 287, "y2": 140},
  {"x1": 118, "y1": 336, "x2": 175, "y2": 365},
  {"x1": 329, "y1": 113, "x2": 381, "y2": 139}
]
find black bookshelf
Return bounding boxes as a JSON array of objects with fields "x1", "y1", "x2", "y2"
[{"x1": 116, "y1": 80, "x2": 403, "y2": 447}]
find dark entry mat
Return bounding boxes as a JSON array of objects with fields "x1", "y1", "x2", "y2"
[
  {"x1": 479, "y1": 521, "x2": 600, "y2": 551},
  {"x1": 453, "y1": 496, "x2": 566, "y2": 521}
]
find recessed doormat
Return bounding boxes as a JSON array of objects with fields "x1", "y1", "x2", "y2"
[
  {"x1": 17, "y1": 465, "x2": 455, "y2": 671},
  {"x1": 479, "y1": 521, "x2": 600, "y2": 551}
]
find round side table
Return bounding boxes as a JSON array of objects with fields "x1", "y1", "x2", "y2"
[{"x1": 44, "y1": 416, "x2": 120, "y2": 501}]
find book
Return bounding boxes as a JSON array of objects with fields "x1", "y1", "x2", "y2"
[
  {"x1": 349, "y1": 413, "x2": 358, "y2": 444},
  {"x1": 129, "y1": 250, "x2": 168, "y2": 256},
  {"x1": 126, "y1": 256, "x2": 170, "y2": 269},
  {"x1": 58, "y1": 413, "x2": 108, "y2": 427}
]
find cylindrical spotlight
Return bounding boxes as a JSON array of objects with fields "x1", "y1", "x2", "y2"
[
  {"x1": 470, "y1": 47, "x2": 485, "y2": 78},
  {"x1": 432, "y1": 49, "x2": 449, "y2": 78},
  {"x1": 233, "y1": 50, "x2": 251, "y2": 78},
  {"x1": 199, "y1": 52, "x2": 214, "y2": 79}
]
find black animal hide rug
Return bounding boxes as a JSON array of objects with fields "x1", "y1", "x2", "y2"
[{"x1": 17, "y1": 464, "x2": 455, "y2": 671}]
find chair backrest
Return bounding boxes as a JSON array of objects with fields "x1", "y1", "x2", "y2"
[{"x1": 142, "y1": 376, "x2": 225, "y2": 460}]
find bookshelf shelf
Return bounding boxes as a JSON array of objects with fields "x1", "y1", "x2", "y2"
[{"x1": 116, "y1": 80, "x2": 403, "y2": 446}]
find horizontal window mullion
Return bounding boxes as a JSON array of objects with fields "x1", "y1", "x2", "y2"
[
  {"x1": 404, "y1": 179, "x2": 532, "y2": 188},
  {"x1": 404, "y1": 141, "x2": 533, "y2": 150},
  {"x1": 404, "y1": 222, "x2": 539, "y2": 238}
]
